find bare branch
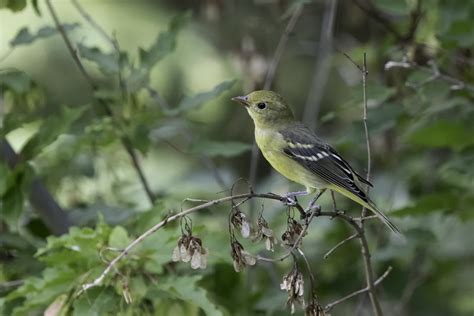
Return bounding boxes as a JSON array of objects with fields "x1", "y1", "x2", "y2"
[
  {"x1": 352, "y1": 0, "x2": 423, "y2": 44},
  {"x1": 46, "y1": 0, "x2": 156, "y2": 204},
  {"x1": 323, "y1": 233, "x2": 358, "y2": 259},
  {"x1": 71, "y1": 0, "x2": 117, "y2": 49},
  {"x1": 263, "y1": 3, "x2": 304, "y2": 90},
  {"x1": 340, "y1": 52, "x2": 383, "y2": 316},
  {"x1": 384, "y1": 58, "x2": 474, "y2": 93},
  {"x1": 325, "y1": 266, "x2": 392, "y2": 312},
  {"x1": 78, "y1": 192, "x2": 365, "y2": 295}
]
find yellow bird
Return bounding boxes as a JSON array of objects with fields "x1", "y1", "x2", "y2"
[{"x1": 232, "y1": 90, "x2": 400, "y2": 234}]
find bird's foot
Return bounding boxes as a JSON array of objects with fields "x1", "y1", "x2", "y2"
[
  {"x1": 284, "y1": 195, "x2": 298, "y2": 206},
  {"x1": 297, "y1": 204, "x2": 321, "y2": 223}
]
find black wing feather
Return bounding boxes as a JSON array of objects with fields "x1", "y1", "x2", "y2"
[{"x1": 280, "y1": 124, "x2": 370, "y2": 203}]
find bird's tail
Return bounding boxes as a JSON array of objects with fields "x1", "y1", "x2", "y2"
[
  {"x1": 328, "y1": 185, "x2": 401, "y2": 235},
  {"x1": 365, "y1": 199, "x2": 401, "y2": 235}
]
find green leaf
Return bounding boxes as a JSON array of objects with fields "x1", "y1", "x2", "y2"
[
  {"x1": 139, "y1": 12, "x2": 190, "y2": 69},
  {"x1": 1, "y1": 166, "x2": 27, "y2": 230},
  {"x1": 76, "y1": 44, "x2": 119, "y2": 74},
  {"x1": 10, "y1": 24, "x2": 80, "y2": 47},
  {"x1": 407, "y1": 120, "x2": 474, "y2": 150},
  {"x1": 20, "y1": 105, "x2": 87, "y2": 159},
  {"x1": 108, "y1": 226, "x2": 130, "y2": 249},
  {"x1": 129, "y1": 123, "x2": 151, "y2": 155},
  {"x1": 6, "y1": 267, "x2": 77, "y2": 316},
  {"x1": 156, "y1": 275, "x2": 223, "y2": 316},
  {"x1": 0, "y1": 0, "x2": 26, "y2": 12},
  {"x1": 72, "y1": 287, "x2": 120, "y2": 316},
  {"x1": 191, "y1": 140, "x2": 252, "y2": 158},
  {"x1": 166, "y1": 79, "x2": 237, "y2": 115},
  {"x1": 0, "y1": 69, "x2": 32, "y2": 93}
]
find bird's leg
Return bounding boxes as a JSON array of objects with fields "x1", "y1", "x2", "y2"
[
  {"x1": 330, "y1": 190, "x2": 337, "y2": 211},
  {"x1": 307, "y1": 189, "x2": 327, "y2": 211},
  {"x1": 283, "y1": 190, "x2": 310, "y2": 206}
]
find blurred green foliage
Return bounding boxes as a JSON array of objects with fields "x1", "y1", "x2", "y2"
[{"x1": 1, "y1": 0, "x2": 474, "y2": 315}]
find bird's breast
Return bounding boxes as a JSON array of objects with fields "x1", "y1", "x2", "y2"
[{"x1": 254, "y1": 127, "x2": 326, "y2": 189}]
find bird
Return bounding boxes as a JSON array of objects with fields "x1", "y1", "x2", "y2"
[{"x1": 232, "y1": 90, "x2": 400, "y2": 234}]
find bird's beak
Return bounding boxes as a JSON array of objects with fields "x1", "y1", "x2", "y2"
[{"x1": 231, "y1": 95, "x2": 249, "y2": 107}]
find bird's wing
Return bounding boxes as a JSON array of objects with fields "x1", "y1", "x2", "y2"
[{"x1": 280, "y1": 124, "x2": 371, "y2": 203}]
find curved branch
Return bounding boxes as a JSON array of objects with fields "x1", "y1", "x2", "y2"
[
  {"x1": 45, "y1": 0, "x2": 156, "y2": 205},
  {"x1": 78, "y1": 192, "x2": 364, "y2": 295}
]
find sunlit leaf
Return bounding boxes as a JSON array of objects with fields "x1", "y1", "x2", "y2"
[
  {"x1": 0, "y1": 69, "x2": 32, "y2": 93},
  {"x1": 139, "y1": 12, "x2": 191, "y2": 69},
  {"x1": 108, "y1": 226, "x2": 130, "y2": 249},
  {"x1": 20, "y1": 105, "x2": 87, "y2": 159},
  {"x1": 166, "y1": 79, "x2": 236, "y2": 115},
  {"x1": 407, "y1": 120, "x2": 474, "y2": 150},
  {"x1": 155, "y1": 275, "x2": 224, "y2": 316}
]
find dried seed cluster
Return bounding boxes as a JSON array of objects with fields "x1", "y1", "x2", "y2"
[
  {"x1": 280, "y1": 266, "x2": 305, "y2": 314},
  {"x1": 230, "y1": 240, "x2": 256, "y2": 272}
]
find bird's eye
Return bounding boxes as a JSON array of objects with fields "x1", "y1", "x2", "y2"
[{"x1": 257, "y1": 102, "x2": 267, "y2": 110}]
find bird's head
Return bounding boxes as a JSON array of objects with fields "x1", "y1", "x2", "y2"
[{"x1": 232, "y1": 90, "x2": 294, "y2": 127}]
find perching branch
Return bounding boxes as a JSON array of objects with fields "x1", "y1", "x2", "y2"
[
  {"x1": 45, "y1": 0, "x2": 156, "y2": 205},
  {"x1": 78, "y1": 191, "x2": 375, "y2": 297}
]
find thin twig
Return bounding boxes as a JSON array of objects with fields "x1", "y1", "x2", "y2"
[
  {"x1": 324, "y1": 266, "x2": 392, "y2": 312},
  {"x1": 71, "y1": 0, "x2": 118, "y2": 49},
  {"x1": 263, "y1": 3, "x2": 304, "y2": 90},
  {"x1": 384, "y1": 59, "x2": 474, "y2": 93},
  {"x1": 256, "y1": 205, "x2": 321, "y2": 263},
  {"x1": 341, "y1": 51, "x2": 383, "y2": 316},
  {"x1": 46, "y1": 0, "x2": 156, "y2": 204},
  {"x1": 359, "y1": 53, "x2": 383, "y2": 316},
  {"x1": 323, "y1": 233, "x2": 358, "y2": 259},
  {"x1": 303, "y1": 0, "x2": 338, "y2": 129},
  {"x1": 0, "y1": 279, "x2": 24, "y2": 290},
  {"x1": 248, "y1": 3, "x2": 304, "y2": 187},
  {"x1": 352, "y1": 0, "x2": 422, "y2": 43}
]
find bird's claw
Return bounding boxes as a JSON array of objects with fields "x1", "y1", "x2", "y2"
[{"x1": 283, "y1": 195, "x2": 298, "y2": 206}]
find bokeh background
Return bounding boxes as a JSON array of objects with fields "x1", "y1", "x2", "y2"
[{"x1": 1, "y1": 0, "x2": 473, "y2": 315}]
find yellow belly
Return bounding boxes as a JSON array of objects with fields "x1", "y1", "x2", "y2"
[{"x1": 255, "y1": 127, "x2": 327, "y2": 190}]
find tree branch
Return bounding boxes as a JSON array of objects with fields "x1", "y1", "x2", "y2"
[
  {"x1": 0, "y1": 139, "x2": 71, "y2": 235},
  {"x1": 323, "y1": 233, "x2": 358, "y2": 259},
  {"x1": 78, "y1": 192, "x2": 366, "y2": 296},
  {"x1": 324, "y1": 266, "x2": 392, "y2": 312},
  {"x1": 45, "y1": 0, "x2": 156, "y2": 205}
]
